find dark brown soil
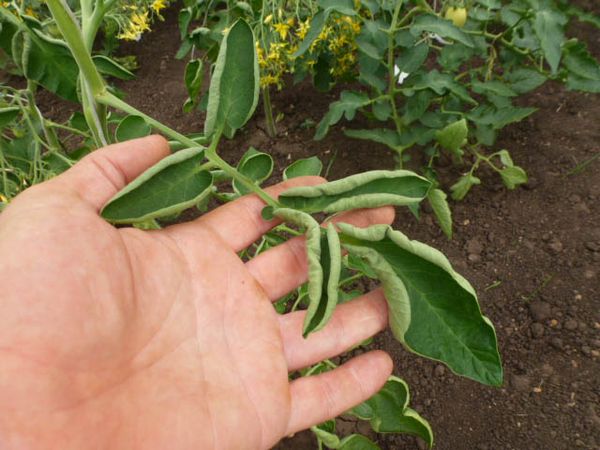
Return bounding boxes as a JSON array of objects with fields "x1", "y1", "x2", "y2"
[{"x1": 28, "y1": 5, "x2": 600, "y2": 450}]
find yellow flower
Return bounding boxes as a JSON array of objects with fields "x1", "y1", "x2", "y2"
[
  {"x1": 117, "y1": 28, "x2": 141, "y2": 41},
  {"x1": 273, "y1": 22, "x2": 290, "y2": 40},
  {"x1": 151, "y1": 0, "x2": 167, "y2": 13},
  {"x1": 0, "y1": 194, "x2": 7, "y2": 203},
  {"x1": 0, "y1": 1, "x2": 10, "y2": 7},
  {"x1": 131, "y1": 12, "x2": 150, "y2": 32},
  {"x1": 296, "y1": 19, "x2": 309, "y2": 40},
  {"x1": 24, "y1": 6, "x2": 37, "y2": 18},
  {"x1": 264, "y1": 14, "x2": 273, "y2": 24}
]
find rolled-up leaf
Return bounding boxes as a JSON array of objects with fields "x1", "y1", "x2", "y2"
[
  {"x1": 279, "y1": 170, "x2": 431, "y2": 214},
  {"x1": 350, "y1": 376, "x2": 433, "y2": 447},
  {"x1": 339, "y1": 223, "x2": 503, "y2": 386},
  {"x1": 101, "y1": 147, "x2": 212, "y2": 223},
  {"x1": 303, "y1": 223, "x2": 341, "y2": 336},
  {"x1": 273, "y1": 209, "x2": 342, "y2": 336},
  {"x1": 204, "y1": 19, "x2": 259, "y2": 137}
]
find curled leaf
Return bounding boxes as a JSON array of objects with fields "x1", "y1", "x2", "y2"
[
  {"x1": 101, "y1": 148, "x2": 212, "y2": 224},
  {"x1": 272, "y1": 210, "x2": 341, "y2": 336},
  {"x1": 279, "y1": 170, "x2": 431, "y2": 214},
  {"x1": 339, "y1": 223, "x2": 503, "y2": 386}
]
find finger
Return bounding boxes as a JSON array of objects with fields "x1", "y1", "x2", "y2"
[
  {"x1": 286, "y1": 350, "x2": 393, "y2": 436},
  {"x1": 280, "y1": 289, "x2": 388, "y2": 372},
  {"x1": 167, "y1": 176, "x2": 325, "y2": 252},
  {"x1": 246, "y1": 206, "x2": 394, "y2": 302},
  {"x1": 48, "y1": 135, "x2": 170, "y2": 211}
]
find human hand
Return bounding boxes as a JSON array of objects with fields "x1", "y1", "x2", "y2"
[{"x1": 0, "y1": 136, "x2": 394, "y2": 449}]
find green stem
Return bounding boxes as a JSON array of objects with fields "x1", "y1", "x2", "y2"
[
  {"x1": 262, "y1": 87, "x2": 277, "y2": 137},
  {"x1": 97, "y1": 92, "x2": 198, "y2": 147},
  {"x1": 386, "y1": 1, "x2": 404, "y2": 161},
  {"x1": 46, "y1": 0, "x2": 108, "y2": 146},
  {"x1": 205, "y1": 134, "x2": 279, "y2": 208},
  {"x1": 46, "y1": 0, "x2": 105, "y2": 97}
]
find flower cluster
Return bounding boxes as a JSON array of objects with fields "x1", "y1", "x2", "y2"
[
  {"x1": 115, "y1": 0, "x2": 168, "y2": 41},
  {"x1": 257, "y1": 12, "x2": 361, "y2": 89}
]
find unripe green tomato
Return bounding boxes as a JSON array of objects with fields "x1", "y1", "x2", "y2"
[{"x1": 445, "y1": 7, "x2": 468, "y2": 28}]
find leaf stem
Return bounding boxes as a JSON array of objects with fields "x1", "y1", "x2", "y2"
[{"x1": 204, "y1": 132, "x2": 280, "y2": 208}]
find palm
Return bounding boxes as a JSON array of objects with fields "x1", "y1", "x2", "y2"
[{"x1": 0, "y1": 137, "x2": 394, "y2": 449}]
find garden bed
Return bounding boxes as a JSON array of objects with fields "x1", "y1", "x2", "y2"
[{"x1": 25, "y1": 5, "x2": 600, "y2": 449}]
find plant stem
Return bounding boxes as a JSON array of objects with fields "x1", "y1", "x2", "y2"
[
  {"x1": 46, "y1": 0, "x2": 108, "y2": 146},
  {"x1": 262, "y1": 87, "x2": 277, "y2": 137},
  {"x1": 46, "y1": 0, "x2": 105, "y2": 97},
  {"x1": 386, "y1": 1, "x2": 404, "y2": 142},
  {"x1": 97, "y1": 92, "x2": 198, "y2": 147},
  {"x1": 205, "y1": 133, "x2": 279, "y2": 207}
]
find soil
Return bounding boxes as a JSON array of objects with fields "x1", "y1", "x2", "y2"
[{"x1": 23, "y1": 3, "x2": 600, "y2": 450}]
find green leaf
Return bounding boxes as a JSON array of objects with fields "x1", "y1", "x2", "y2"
[
  {"x1": 204, "y1": 19, "x2": 259, "y2": 138},
  {"x1": 466, "y1": 105, "x2": 536, "y2": 129},
  {"x1": 533, "y1": 9, "x2": 566, "y2": 74},
  {"x1": 496, "y1": 149, "x2": 513, "y2": 167},
  {"x1": 409, "y1": 70, "x2": 476, "y2": 105},
  {"x1": 471, "y1": 80, "x2": 517, "y2": 97},
  {"x1": 338, "y1": 435, "x2": 381, "y2": 450},
  {"x1": 344, "y1": 128, "x2": 402, "y2": 150},
  {"x1": 504, "y1": 68, "x2": 546, "y2": 94},
  {"x1": 179, "y1": 7, "x2": 193, "y2": 39},
  {"x1": 428, "y1": 188, "x2": 452, "y2": 239},
  {"x1": 402, "y1": 90, "x2": 431, "y2": 125},
  {"x1": 293, "y1": 11, "x2": 328, "y2": 57},
  {"x1": 115, "y1": 115, "x2": 152, "y2": 142},
  {"x1": 311, "y1": 425, "x2": 340, "y2": 448},
  {"x1": 372, "y1": 99, "x2": 391, "y2": 121},
  {"x1": 283, "y1": 156, "x2": 323, "y2": 180},
  {"x1": 395, "y1": 43, "x2": 429, "y2": 74},
  {"x1": 303, "y1": 223, "x2": 341, "y2": 335},
  {"x1": 350, "y1": 376, "x2": 433, "y2": 447},
  {"x1": 279, "y1": 170, "x2": 432, "y2": 214},
  {"x1": 184, "y1": 59, "x2": 204, "y2": 111},
  {"x1": 435, "y1": 119, "x2": 468, "y2": 154},
  {"x1": 315, "y1": 91, "x2": 371, "y2": 140},
  {"x1": 0, "y1": 13, "x2": 78, "y2": 101},
  {"x1": 0, "y1": 106, "x2": 20, "y2": 128},
  {"x1": 101, "y1": 148, "x2": 213, "y2": 223},
  {"x1": 93, "y1": 55, "x2": 135, "y2": 80},
  {"x1": 450, "y1": 174, "x2": 480, "y2": 200},
  {"x1": 410, "y1": 14, "x2": 474, "y2": 48},
  {"x1": 339, "y1": 224, "x2": 503, "y2": 386},
  {"x1": 272, "y1": 209, "x2": 329, "y2": 336},
  {"x1": 499, "y1": 166, "x2": 527, "y2": 189},
  {"x1": 562, "y1": 40, "x2": 600, "y2": 93},
  {"x1": 233, "y1": 147, "x2": 273, "y2": 194}
]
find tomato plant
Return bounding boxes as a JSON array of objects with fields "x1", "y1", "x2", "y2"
[
  {"x1": 175, "y1": 0, "x2": 600, "y2": 214},
  {"x1": 2, "y1": 1, "x2": 515, "y2": 447}
]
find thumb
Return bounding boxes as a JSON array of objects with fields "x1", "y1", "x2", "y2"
[{"x1": 48, "y1": 135, "x2": 170, "y2": 211}]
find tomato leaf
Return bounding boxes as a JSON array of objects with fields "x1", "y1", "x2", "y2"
[
  {"x1": 93, "y1": 55, "x2": 135, "y2": 80},
  {"x1": 350, "y1": 376, "x2": 433, "y2": 447},
  {"x1": 339, "y1": 224, "x2": 503, "y2": 386},
  {"x1": 283, "y1": 156, "x2": 323, "y2": 180},
  {"x1": 204, "y1": 19, "x2": 259, "y2": 138},
  {"x1": 427, "y1": 188, "x2": 452, "y2": 239},
  {"x1": 101, "y1": 148, "x2": 212, "y2": 223},
  {"x1": 115, "y1": 115, "x2": 151, "y2": 142},
  {"x1": 435, "y1": 118, "x2": 468, "y2": 155},
  {"x1": 279, "y1": 170, "x2": 432, "y2": 213},
  {"x1": 233, "y1": 147, "x2": 273, "y2": 195},
  {"x1": 410, "y1": 14, "x2": 475, "y2": 48}
]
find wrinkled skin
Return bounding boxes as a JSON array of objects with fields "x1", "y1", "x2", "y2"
[{"x1": 0, "y1": 136, "x2": 394, "y2": 450}]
